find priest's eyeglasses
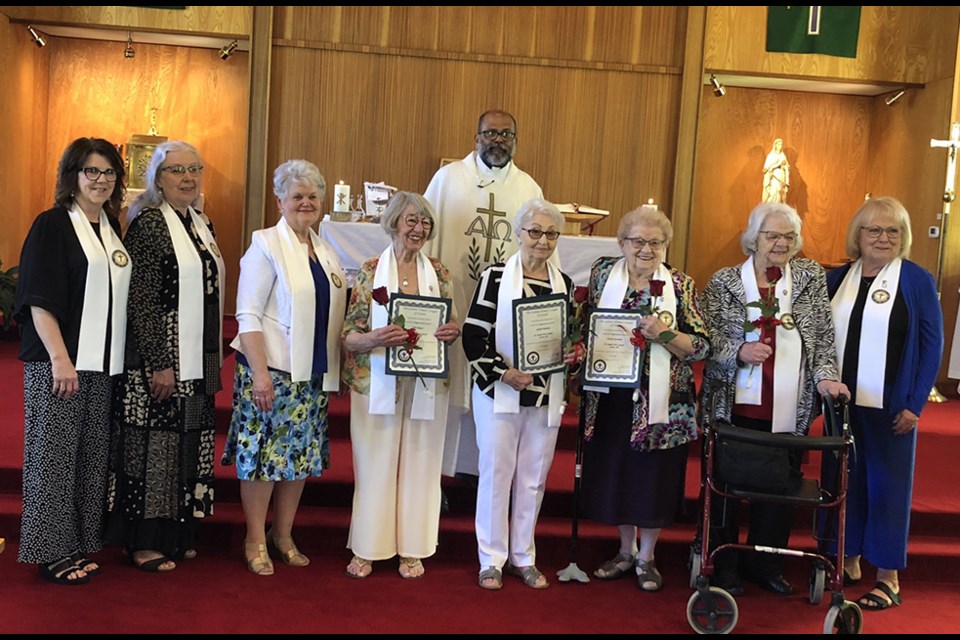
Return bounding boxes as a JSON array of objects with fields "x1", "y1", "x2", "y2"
[
  {"x1": 479, "y1": 129, "x2": 517, "y2": 141},
  {"x1": 861, "y1": 225, "x2": 901, "y2": 239},
  {"x1": 623, "y1": 237, "x2": 664, "y2": 250},
  {"x1": 81, "y1": 167, "x2": 118, "y2": 182},
  {"x1": 522, "y1": 228, "x2": 560, "y2": 241},
  {"x1": 161, "y1": 164, "x2": 204, "y2": 176}
]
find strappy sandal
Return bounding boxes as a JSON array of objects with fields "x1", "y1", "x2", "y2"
[
  {"x1": 398, "y1": 557, "x2": 425, "y2": 579},
  {"x1": 594, "y1": 552, "x2": 636, "y2": 580},
  {"x1": 505, "y1": 564, "x2": 549, "y2": 589},
  {"x1": 267, "y1": 532, "x2": 310, "y2": 567},
  {"x1": 70, "y1": 552, "x2": 101, "y2": 577},
  {"x1": 39, "y1": 557, "x2": 89, "y2": 586},
  {"x1": 243, "y1": 542, "x2": 274, "y2": 576},
  {"x1": 130, "y1": 550, "x2": 176, "y2": 573},
  {"x1": 346, "y1": 555, "x2": 373, "y2": 579},
  {"x1": 858, "y1": 581, "x2": 902, "y2": 611},
  {"x1": 478, "y1": 566, "x2": 503, "y2": 590},
  {"x1": 635, "y1": 559, "x2": 663, "y2": 592}
]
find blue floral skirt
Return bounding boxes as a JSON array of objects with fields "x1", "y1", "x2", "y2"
[{"x1": 221, "y1": 361, "x2": 330, "y2": 481}]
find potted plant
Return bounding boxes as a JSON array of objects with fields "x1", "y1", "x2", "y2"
[{"x1": 0, "y1": 259, "x2": 19, "y2": 336}]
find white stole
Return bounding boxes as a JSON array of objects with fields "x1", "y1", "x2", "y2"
[
  {"x1": 592, "y1": 259, "x2": 677, "y2": 424},
  {"x1": 494, "y1": 252, "x2": 568, "y2": 428},
  {"x1": 158, "y1": 201, "x2": 226, "y2": 381},
  {"x1": 66, "y1": 203, "x2": 131, "y2": 375},
  {"x1": 831, "y1": 258, "x2": 901, "y2": 409},
  {"x1": 274, "y1": 217, "x2": 346, "y2": 388},
  {"x1": 369, "y1": 245, "x2": 439, "y2": 419},
  {"x1": 734, "y1": 256, "x2": 803, "y2": 433}
]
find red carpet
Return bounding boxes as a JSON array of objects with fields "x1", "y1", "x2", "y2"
[{"x1": 2, "y1": 331, "x2": 960, "y2": 633}]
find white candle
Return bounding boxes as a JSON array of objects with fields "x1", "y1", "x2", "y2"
[
  {"x1": 334, "y1": 181, "x2": 350, "y2": 213},
  {"x1": 641, "y1": 198, "x2": 657, "y2": 212}
]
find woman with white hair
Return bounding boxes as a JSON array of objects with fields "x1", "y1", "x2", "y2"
[
  {"x1": 700, "y1": 201, "x2": 848, "y2": 596},
  {"x1": 463, "y1": 198, "x2": 581, "y2": 591},
  {"x1": 827, "y1": 196, "x2": 942, "y2": 611},
  {"x1": 221, "y1": 159, "x2": 347, "y2": 576},
  {"x1": 110, "y1": 140, "x2": 225, "y2": 572}
]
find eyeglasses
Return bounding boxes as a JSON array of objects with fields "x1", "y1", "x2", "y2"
[
  {"x1": 759, "y1": 230, "x2": 798, "y2": 244},
  {"x1": 81, "y1": 167, "x2": 118, "y2": 182},
  {"x1": 522, "y1": 228, "x2": 560, "y2": 241},
  {"x1": 478, "y1": 129, "x2": 517, "y2": 141},
  {"x1": 622, "y1": 237, "x2": 665, "y2": 250},
  {"x1": 861, "y1": 225, "x2": 901, "y2": 239},
  {"x1": 402, "y1": 215, "x2": 433, "y2": 230},
  {"x1": 161, "y1": 164, "x2": 204, "y2": 176}
]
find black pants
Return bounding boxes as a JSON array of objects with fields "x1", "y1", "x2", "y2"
[{"x1": 709, "y1": 415, "x2": 802, "y2": 579}]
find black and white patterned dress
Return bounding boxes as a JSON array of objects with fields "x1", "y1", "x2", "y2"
[{"x1": 108, "y1": 206, "x2": 221, "y2": 557}]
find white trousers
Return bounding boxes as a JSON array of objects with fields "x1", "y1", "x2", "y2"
[
  {"x1": 347, "y1": 379, "x2": 446, "y2": 560},
  {"x1": 472, "y1": 386, "x2": 560, "y2": 570}
]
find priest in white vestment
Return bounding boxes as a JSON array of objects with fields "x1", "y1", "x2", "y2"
[{"x1": 424, "y1": 109, "x2": 555, "y2": 478}]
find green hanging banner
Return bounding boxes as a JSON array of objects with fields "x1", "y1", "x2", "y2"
[{"x1": 766, "y1": 6, "x2": 861, "y2": 58}]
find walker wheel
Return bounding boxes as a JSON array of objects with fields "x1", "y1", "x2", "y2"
[
  {"x1": 823, "y1": 602, "x2": 864, "y2": 634},
  {"x1": 687, "y1": 586, "x2": 739, "y2": 634},
  {"x1": 809, "y1": 564, "x2": 826, "y2": 604},
  {"x1": 688, "y1": 546, "x2": 702, "y2": 589}
]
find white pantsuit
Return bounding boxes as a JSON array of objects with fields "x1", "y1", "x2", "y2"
[
  {"x1": 473, "y1": 387, "x2": 560, "y2": 570},
  {"x1": 348, "y1": 378, "x2": 447, "y2": 560}
]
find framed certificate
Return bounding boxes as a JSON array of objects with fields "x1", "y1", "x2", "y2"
[
  {"x1": 583, "y1": 308, "x2": 643, "y2": 387},
  {"x1": 512, "y1": 293, "x2": 568, "y2": 376},
  {"x1": 385, "y1": 293, "x2": 452, "y2": 378}
]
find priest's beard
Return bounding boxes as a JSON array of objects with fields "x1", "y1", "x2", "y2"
[{"x1": 479, "y1": 144, "x2": 512, "y2": 169}]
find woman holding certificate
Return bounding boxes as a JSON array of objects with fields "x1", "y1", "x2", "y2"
[
  {"x1": 221, "y1": 159, "x2": 347, "y2": 576},
  {"x1": 341, "y1": 191, "x2": 461, "y2": 580},
  {"x1": 463, "y1": 198, "x2": 580, "y2": 591},
  {"x1": 700, "y1": 201, "x2": 848, "y2": 597},
  {"x1": 579, "y1": 205, "x2": 710, "y2": 592}
]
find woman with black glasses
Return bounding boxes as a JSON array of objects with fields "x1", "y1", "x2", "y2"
[
  {"x1": 15, "y1": 137, "x2": 130, "y2": 584},
  {"x1": 109, "y1": 141, "x2": 225, "y2": 573}
]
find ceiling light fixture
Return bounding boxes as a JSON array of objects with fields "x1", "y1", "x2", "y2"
[
  {"x1": 219, "y1": 39, "x2": 238, "y2": 61},
  {"x1": 124, "y1": 32, "x2": 135, "y2": 59},
  {"x1": 26, "y1": 25, "x2": 46, "y2": 48},
  {"x1": 709, "y1": 74, "x2": 726, "y2": 98}
]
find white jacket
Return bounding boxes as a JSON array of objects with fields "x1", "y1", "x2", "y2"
[{"x1": 232, "y1": 224, "x2": 347, "y2": 390}]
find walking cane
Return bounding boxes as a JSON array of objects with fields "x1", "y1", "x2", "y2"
[{"x1": 557, "y1": 389, "x2": 590, "y2": 583}]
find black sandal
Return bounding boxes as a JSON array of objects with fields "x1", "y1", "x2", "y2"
[
  {"x1": 39, "y1": 557, "x2": 90, "y2": 586},
  {"x1": 71, "y1": 552, "x2": 101, "y2": 577},
  {"x1": 129, "y1": 551, "x2": 176, "y2": 573},
  {"x1": 858, "y1": 581, "x2": 902, "y2": 611}
]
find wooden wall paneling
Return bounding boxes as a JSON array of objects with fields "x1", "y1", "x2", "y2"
[
  {"x1": 669, "y1": 5, "x2": 707, "y2": 273},
  {"x1": 243, "y1": 5, "x2": 274, "y2": 251},
  {"x1": 704, "y1": 6, "x2": 960, "y2": 86},
  {"x1": 41, "y1": 39, "x2": 248, "y2": 313},
  {"x1": 273, "y1": 6, "x2": 686, "y2": 68},
  {"x1": 0, "y1": 6, "x2": 251, "y2": 37},
  {"x1": 267, "y1": 41, "x2": 683, "y2": 244},
  {"x1": 0, "y1": 18, "x2": 48, "y2": 272},
  {"x1": 688, "y1": 86, "x2": 870, "y2": 289}
]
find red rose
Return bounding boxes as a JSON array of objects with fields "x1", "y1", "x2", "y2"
[
  {"x1": 372, "y1": 286, "x2": 390, "y2": 306},
  {"x1": 648, "y1": 279, "x2": 665, "y2": 297},
  {"x1": 765, "y1": 266, "x2": 782, "y2": 284},
  {"x1": 405, "y1": 328, "x2": 421, "y2": 352},
  {"x1": 630, "y1": 328, "x2": 647, "y2": 351},
  {"x1": 573, "y1": 286, "x2": 589, "y2": 304}
]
